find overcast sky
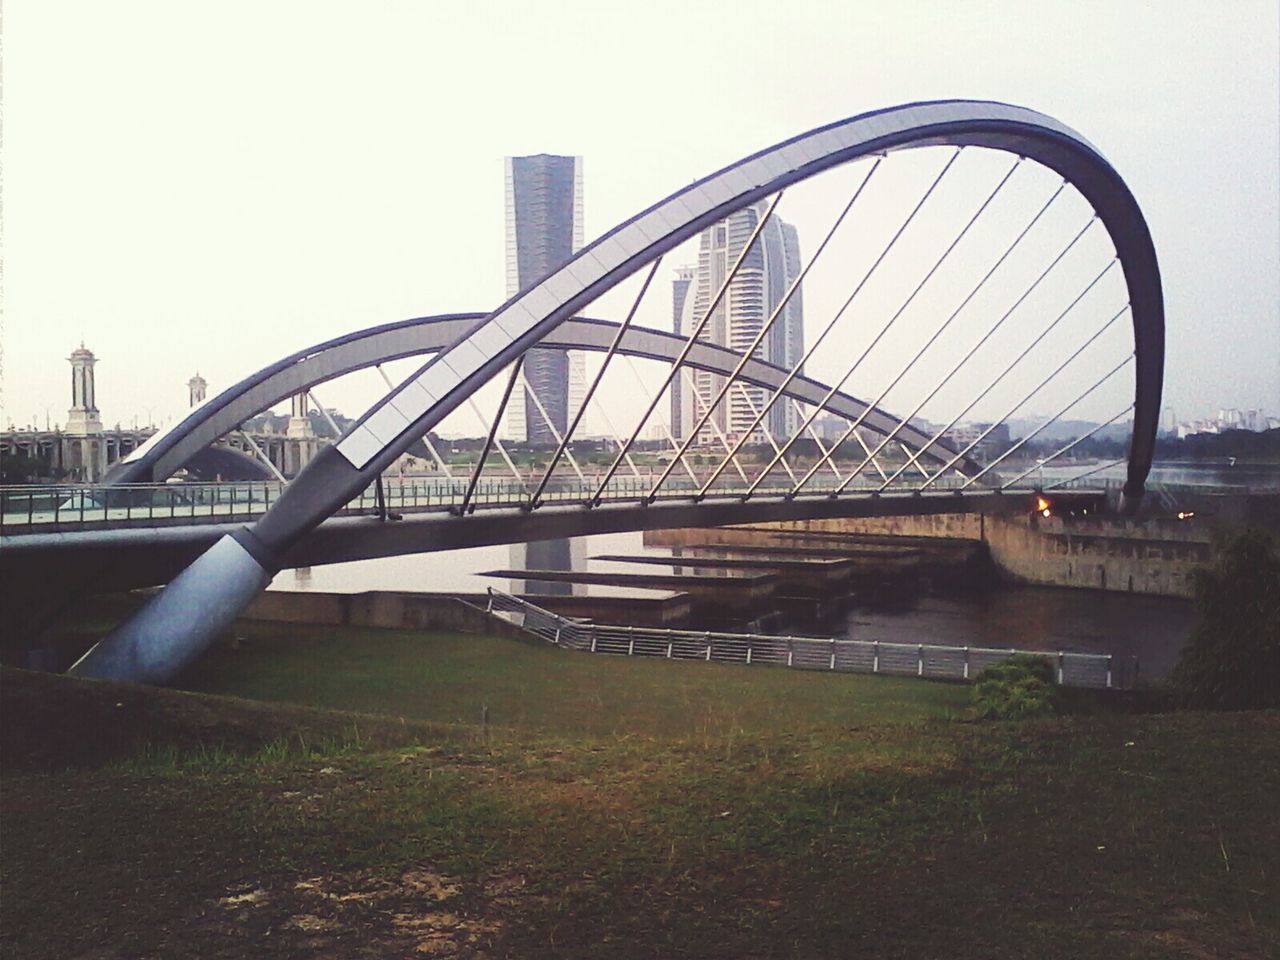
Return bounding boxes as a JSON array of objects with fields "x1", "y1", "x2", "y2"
[{"x1": 3, "y1": 0, "x2": 1277, "y2": 436}]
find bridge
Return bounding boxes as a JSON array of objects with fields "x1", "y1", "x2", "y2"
[{"x1": 6, "y1": 100, "x2": 1163, "y2": 684}]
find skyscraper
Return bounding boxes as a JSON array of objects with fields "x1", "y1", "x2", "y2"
[
  {"x1": 674, "y1": 202, "x2": 804, "y2": 445},
  {"x1": 670, "y1": 265, "x2": 695, "y2": 438},
  {"x1": 503, "y1": 154, "x2": 584, "y2": 443}
]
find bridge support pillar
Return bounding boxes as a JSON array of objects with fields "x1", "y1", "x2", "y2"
[{"x1": 67, "y1": 533, "x2": 273, "y2": 684}]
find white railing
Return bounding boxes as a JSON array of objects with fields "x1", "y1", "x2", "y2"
[{"x1": 484, "y1": 588, "x2": 1130, "y2": 689}]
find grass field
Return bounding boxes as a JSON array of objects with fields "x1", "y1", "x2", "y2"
[
  {"x1": 176, "y1": 621, "x2": 973, "y2": 738},
  {"x1": 3, "y1": 624, "x2": 1277, "y2": 959}
]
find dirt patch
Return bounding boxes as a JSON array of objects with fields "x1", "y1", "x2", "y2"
[{"x1": 202, "y1": 866, "x2": 504, "y2": 956}]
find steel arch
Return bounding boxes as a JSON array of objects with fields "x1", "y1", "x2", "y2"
[
  {"x1": 333, "y1": 100, "x2": 1162, "y2": 508},
  {"x1": 111, "y1": 315, "x2": 979, "y2": 484},
  {"x1": 73, "y1": 100, "x2": 1164, "y2": 683}
]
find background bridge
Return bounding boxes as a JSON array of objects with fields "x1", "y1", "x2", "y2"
[{"x1": 30, "y1": 100, "x2": 1161, "y2": 684}]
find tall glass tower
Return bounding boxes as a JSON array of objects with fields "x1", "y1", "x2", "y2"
[{"x1": 503, "y1": 154, "x2": 584, "y2": 443}]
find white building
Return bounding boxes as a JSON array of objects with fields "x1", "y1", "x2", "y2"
[{"x1": 673, "y1": 202, "x2": 804, "y2": 446}]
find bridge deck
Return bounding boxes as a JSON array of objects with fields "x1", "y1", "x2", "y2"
[{"x1": 0, "y1": 474, "x2": 1032, "y2": 536}]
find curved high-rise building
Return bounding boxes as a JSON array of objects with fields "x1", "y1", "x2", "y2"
[{"x1": 674, "y1": 202, "x2": 804, "y2": 445}]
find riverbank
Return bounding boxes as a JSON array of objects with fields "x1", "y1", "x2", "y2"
[
  {"x1": 3, "y1": 630, "x2": 1277, "y2": 958},
  {"x1": 652, "y1": 512, "x2": 1213, "y2": 598}
]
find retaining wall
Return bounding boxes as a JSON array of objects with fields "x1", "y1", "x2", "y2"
[
  {"x1": 730, "y1": 513, "x2": 1210, "y2": 598},
  {"x1": 242, "y1": 589, "x2": 693, "y2": 633},
  {"x1": 242, "y1": 591, "x2": 527, "y2": 637}
]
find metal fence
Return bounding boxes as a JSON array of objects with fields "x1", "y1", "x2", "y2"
[
  {"x1": 485, "y1": 588, "x2": 1131, "y2": 690},
  {"x1": 0, "y1": 469, "x2": 993, "y2": 535}
]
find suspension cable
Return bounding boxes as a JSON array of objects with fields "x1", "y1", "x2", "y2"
[
  {"x1": 529, "y1": 258, "x2": 662, "y2": 508},
  {"x1": 863, "y1": 253, "x2": 1119, "y2": 493},
  {"x1": 790, "y1": 398, "x2": 847, "y2": 481},
  {"x1": 778, "y1": 161, "x2": 1030, "y2": 494},
  {"x1": 740, "y1": 151, "x2": 1023, "y2": 499},
  {"x1": 720, "y1": 150, "x2": 967, "y2": 498},
  {"x1": 680, "y1": 158, "x2": 885, "y2": 495},
  {"x1": 866, "y1": 215, "x2": 1102, "y2": 492},
  {"x1": 1000, "y1": 406, "x2": 1135, "y2": 488},
  {"x1": 918, "y1": 305, "x2": 1130, "y2": 491},
  {"x1": 792, "y1": 186, "x2": 1091, "y2": 498},
  {"x1": 659, "y1": 156, "x2": 896, "y2": 500},
  {"x1": 518, "y1": 365, "x2": 588, "y2": 486},
  {"x1": 591, "y1": 192, "x2": 784, "y2": 506},
  {"x1": 732, "y1": 381, "x2": 798, "y2": 485},
  {"x1": 912, "y1": 299, "x2": 1129, "y2": 490},
  {"x1": 959, "y1": 355, "x2": 1135, "y2": 489},
  {"x1": 459, "y1": 358, "x2": 524, "y2": 514},
  {"x1": 681, "y1": 367, "x2": 751, "y2": 486},
  {"x1": 236, "y1": 429, "x2": 287, "y2": 483},
  {"x1": 620, "y1": 353, "x2": 700, "y2": 488},
  {"x1": 1044, "y1": 456, "x2": 1127, "y2": 491}
]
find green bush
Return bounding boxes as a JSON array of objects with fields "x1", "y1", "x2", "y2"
[
  {"x1": 1171, "y1": 528, "x2": 1280, "y2": 710},
  {"x1": 972, "y1": 654, "x2": 1061, "y2": 720}
]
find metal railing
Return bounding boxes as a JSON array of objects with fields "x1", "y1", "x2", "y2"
[
  {"x1": 0, "y1": 480, "x2": 286, "y2": 533},
  {"x1": 484, "y1": 588, "x2": 1130, "y2": 689},
  {"x1": 0, "y1": 470, "x2": 1028, "y2": 535}
]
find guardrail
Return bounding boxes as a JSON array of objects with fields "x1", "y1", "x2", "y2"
[
  {"x1": 0, "y1": 471, "x2": 994, "y2": 535},
  {"x1": 484, "y1": 589, "x2": 1131, "y2": 690}
]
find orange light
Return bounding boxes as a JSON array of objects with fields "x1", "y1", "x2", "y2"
[{"x1": 1035, "y1": 496, "x2": 1051, "y2": 513}]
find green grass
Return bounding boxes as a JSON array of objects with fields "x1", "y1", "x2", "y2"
[
  {"x1": 175, "y1": 621, "x2": 971, "y2": 739},
  {"x1": 3, "y1": 625, "x2": 1277, "y2": 959}
]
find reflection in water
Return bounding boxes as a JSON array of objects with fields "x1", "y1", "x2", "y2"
[
  {"x1": 267, "y1": 529, "x2": 1196, "y2": 675},
  {"x1": 508, "y1": 539, "x2": 586, "y2": 596},
  {"x1": 844, "y1": 585, "x2": 1194, "y2": 679}
]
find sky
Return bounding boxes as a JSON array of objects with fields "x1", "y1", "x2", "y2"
[{"x1": 2, "y1": 0, "x2": 1277, "y2": 438}]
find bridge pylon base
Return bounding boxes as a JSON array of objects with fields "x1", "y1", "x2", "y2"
[{"x1": 68, "y1": 534, "x2": 272, "y2": 684}]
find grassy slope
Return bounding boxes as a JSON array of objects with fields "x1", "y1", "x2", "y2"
[
  {"x1": 176, "y1": 621, "x2": 971, "y2": 737},
  {"x1": 3, "y1": 627, "x2": 1277, "y2": 959}
]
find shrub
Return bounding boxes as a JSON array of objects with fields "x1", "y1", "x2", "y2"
[
  {"x1": 972, "y1": 654, "x2": 1061, "y2": 720},
  {"x1": 1171, "y1": 528, "x2": 1280, "y2": 710}
]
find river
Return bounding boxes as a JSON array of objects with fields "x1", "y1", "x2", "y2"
[
  {"x1": 263, "y1": 460, "x2": 1280, "y2": 676},
  {"x1": 268, "y1": 527, "x2": 1198, "y2": 678}
]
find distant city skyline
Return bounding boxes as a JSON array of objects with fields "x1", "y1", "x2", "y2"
[
  {"x1": 2, "y1": 1, "x2": 1276, "y2": 435},
  {"x1": 1, "y1": 335, "x2": 1271, "y2": 443}
]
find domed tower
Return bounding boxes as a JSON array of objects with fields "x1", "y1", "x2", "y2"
[
  {"x1": 188, "y1": 373, "x2": 208, "y2": 408},
  {"x1": 66, "y1": 343, "x2": 104, "y2": 436},
  {"x1": 64, "y1": 343, "x2": 106, "y2": 480}
]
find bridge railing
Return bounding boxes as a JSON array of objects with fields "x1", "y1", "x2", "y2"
[
  {"x1": 0, "y1": 481, "x2": 289, "y2": 532},
  {"x1": 484, "y1": 589, "x2": 1130, "y2": 689},
  {"x1": 0, "y1": 471, "x2": 1012, "y2": 534}
]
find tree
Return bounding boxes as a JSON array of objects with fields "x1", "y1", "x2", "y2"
[{"x1": 1171, "y1": 528, "x2": 1280, "y2": 710}]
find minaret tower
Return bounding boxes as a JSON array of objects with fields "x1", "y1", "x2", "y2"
[
  {"x1": 286, "y1": 393, "x2": 314, "y2": 438},
  {"x1": 188, "y1": 373, "x2": 208, "y2": 408},
  {"x1": 66, "y1": 343, "x2": 104, "y2": 435},
  {"x1": 285, "y1": 392, "x2": 317, "y2": 476}
]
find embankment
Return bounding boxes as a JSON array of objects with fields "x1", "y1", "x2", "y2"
[{"x1": 651, "y1": 512, "x2": 1216, "y2": 598}]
